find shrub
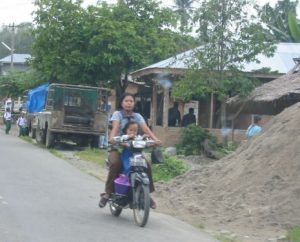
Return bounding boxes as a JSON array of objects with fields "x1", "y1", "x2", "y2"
[
  {"x1": 177, "y1": 124, "x2": 217, "y2": 155},
  {"x1": 152, "y1": 154, "x2": 189, "y2": 182}
]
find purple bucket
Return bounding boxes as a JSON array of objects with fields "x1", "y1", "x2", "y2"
[{"x1": 114, "y1": 174, "x2": 131, "y2": 195}]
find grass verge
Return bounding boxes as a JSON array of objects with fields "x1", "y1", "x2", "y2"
[
  {"x1": 215, "y1": 235, "x2": 236, "y2": 242},
  {"x1": 49, "y1": 149, "x2": 65, "y2": 159},
  {"x1": 288, "y1": 227, "x2": 300, "y2": 242},
  {"x1": 74, "y1": 148, "x2": 107, "y2": 167},
  {"x1": 20, "y1": 136, "x2": 34, "y2": 144}
]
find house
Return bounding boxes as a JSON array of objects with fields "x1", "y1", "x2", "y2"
[
  {"x1": 0, "y1": 54, "x2": 31, "y2": 74},
  {"x1": 129, "y1": 43, "x2": 300, "y2": 146},
  {"x1": 227, "y1": 58, "x2": 300, "y2": 115}
]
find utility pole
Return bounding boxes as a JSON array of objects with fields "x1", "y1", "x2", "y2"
[
  {"x1": 9, "y1": 23, "x2": 16, "y2": 69},
  {"x1": 2, "y1": 23, "x2": 19, "y2": 70}
]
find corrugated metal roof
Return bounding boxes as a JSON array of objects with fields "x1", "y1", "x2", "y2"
[
  {"x1": 0, "y1": 54, "x2": 31, "y2": 64},
  {"x1": 133, "y1": 43, "x2": 300, "y2": 75}
]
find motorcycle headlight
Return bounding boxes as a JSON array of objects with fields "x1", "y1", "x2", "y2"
[
  {"x1": 130, "y1": 156, "x2": 147, "y2": 168},
  {"x1": 132, "y1": 140, "x2": 146, "y2": 148}
]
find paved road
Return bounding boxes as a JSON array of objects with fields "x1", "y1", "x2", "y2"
[{"x1": 0, "y1": 128, "x2": 218, "y2": 242}]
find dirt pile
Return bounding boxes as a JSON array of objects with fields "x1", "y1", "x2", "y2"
[{"x1": 154, "y1": 103, "x2": 300, "y2": 241}]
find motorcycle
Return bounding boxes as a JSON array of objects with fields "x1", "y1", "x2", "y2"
[{"x1": 108, "y1": 135, "x2": 155, "y2": 227}]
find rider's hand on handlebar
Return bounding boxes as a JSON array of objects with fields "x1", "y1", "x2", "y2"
[
  {"x1": 109, "y1": 138, "x2": 116, "y2": 145},
  {"x1": 154, "y1": 139, "x2": 162, "y2": 145}
]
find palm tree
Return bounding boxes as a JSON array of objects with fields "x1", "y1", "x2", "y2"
[
  {"x1": 174, "y1": 0, "x2": 194, "y2": 33},
  {"x1": 259, "y1": 0, "x2": 299, "y2": 42}
]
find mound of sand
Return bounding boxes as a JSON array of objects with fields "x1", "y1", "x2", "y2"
[{"x1": 154, "y1": 102, "x2": 300, "y2": 241}]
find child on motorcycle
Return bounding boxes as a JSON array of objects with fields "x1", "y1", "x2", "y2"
[{"x1": 120, "y1": 121, "x2": 139, "y2": 175}]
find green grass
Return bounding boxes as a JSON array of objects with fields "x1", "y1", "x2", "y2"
[
  {"x1": 288, "y1": 227, "x2": 300, "y2": 242},
  {"x1": 49, "y1": 149, "x2": 65, "y2": 159},
  {"x1": 152, "y1": 154, "x2": 189, "y2": 182},
  {"x1": 74, "y1": 148, "x2": 107, "y2": 167},
  {"x1": 215, "y1": 235, "x2": 236, "y2": 242},
  {"x1": 20, "y1": 136, "x2": 34, "y2": 144},
  {"x1": 196, "y1": 223, "x2": 205, "y2": 230}
]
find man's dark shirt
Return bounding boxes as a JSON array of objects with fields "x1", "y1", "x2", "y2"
[
  {"x1": 182, "y1": 113, "x2": 196, "y2": 127},
  {"x1": 168, "y1": 107, "x2": 181, "y2": 127}
]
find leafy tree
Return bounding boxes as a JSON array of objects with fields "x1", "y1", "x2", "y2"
[
  {"x1": 31, "y1": 0, "x2": 181, "y2": 96},
  {"x1": 259, "y1": 0, "x2": 299, "y2": 42},
  {"x1": 172, "y1": 0, "x2": 276, "y2": 128},
  {"x1": 31, "y1": 0, "x2": 88, "y2": 84},
  {"x1": 0, "y1": 70, "x2": 44, "y2": 98}
]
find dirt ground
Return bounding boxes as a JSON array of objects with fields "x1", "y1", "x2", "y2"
[
  {"x1": 41, "y1": 102, "x2": 300, "y2": 242},
  {"x1": 153, "y1": 103, "x2": 300, "y2": 242}
]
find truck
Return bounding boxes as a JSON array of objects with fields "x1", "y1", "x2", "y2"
[{"x1": 26, "y1": 83, "x2": 110, "y2": 148}]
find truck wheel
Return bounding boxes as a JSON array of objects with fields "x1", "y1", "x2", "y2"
[
  {"x1": 36, "y1": 126, "x2": 46, "y2": 145},
  {"x1": 30, "y1": 128, "x2": 36, "y2": 139},
  {"x1": 90, "y1": 135, "x2": 100, "y2": 148},
  {"x1": 76, "y1": 138, "x2": 89, "y2": 147},
  {"x1": 46, "y1": 130, "x2": 55, "y2": 148}
]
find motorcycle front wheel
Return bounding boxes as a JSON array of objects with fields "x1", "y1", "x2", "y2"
[
  {"x1": 133, "y1": 184, "x2": 150, "y2": 227},
  {"x1": 109, "y1": 202, "x2": 122, "y2": 217}
]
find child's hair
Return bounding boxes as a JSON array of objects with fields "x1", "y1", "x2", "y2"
[{"x1": 122, "y1": 121, "x2": 138, "y2": 134}]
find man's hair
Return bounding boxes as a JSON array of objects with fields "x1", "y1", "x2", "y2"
[
  {"x1": 188, "y1": 108, "x2": 194, "y2": 113},
  {"x1": 254, "y1": 115, "x2": 261, "y2": 124}
]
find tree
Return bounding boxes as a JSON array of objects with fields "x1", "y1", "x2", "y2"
[
  {"x1": 0, "y1": 70, "x2": 44, "y2": 98},
  {"x1": 31, "y1": 0, "x2": 88, "y2": 84},
  {"x1": 31, "y1": 0, "x2": 181, "y2": 96},
  {"x1": 173, "y1": 0, "x2": 194, "y2": 33},
  {"x1": 288, "y1": 12, "x2": 300, "y2": 42},
  {"x1": 259, "y1": 0, "x2": 299, "y2": 42},
  {"x1": 172, "y1": 0, "x2": 276, "y2": 128}
]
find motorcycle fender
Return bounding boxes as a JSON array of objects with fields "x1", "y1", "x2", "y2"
[{"x1": 132, "y1": 172, "x2": 149, "y2": 186}]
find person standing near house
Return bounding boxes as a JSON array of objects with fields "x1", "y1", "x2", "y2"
[
  {"x1": 168, "y1": 102, "x2": 181, "y2": 127},
  {"x1": 3, "y1": 107, "x2": 12, "y2": 134},
  {"x1": 246, "y1": 115, "x2": 262, "y2": 138},
  {"x1": 182, "y1": 108, "x2": 196, "y2": 127}
]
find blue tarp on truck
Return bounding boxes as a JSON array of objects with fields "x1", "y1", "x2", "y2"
[{"x1": 26, "y1": 84, "x2": 49, "y2": 113}]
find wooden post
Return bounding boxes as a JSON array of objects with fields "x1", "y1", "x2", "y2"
[
  {"x1": 163, "y1": 88, "x2": 170, "y2": 128},
  {"x1": 151, "y1": 84, "x2": 157, "y2": 127},
  {"x1": 209, "y1": 93, "x2": 214, "y2": 128}
]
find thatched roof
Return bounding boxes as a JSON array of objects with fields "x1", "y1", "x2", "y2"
[{"x1": 227, "y1": 65, "x2": 300, "y2": 115}]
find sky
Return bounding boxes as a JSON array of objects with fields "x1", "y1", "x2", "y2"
[{"x1": 0, "y1": 0, "x2": 296, "y2": 26}]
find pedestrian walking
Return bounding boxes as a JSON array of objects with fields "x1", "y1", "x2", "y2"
[
  {"x1": 17, "y1": 113, "x2": 28, "y2": 136},
  {"x1": 3, "y1": 107, "x2": 12, "y2": 134}
]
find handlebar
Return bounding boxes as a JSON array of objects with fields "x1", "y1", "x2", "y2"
[{"x1": 112, "y1": 135, "x2": 155, "y2": 147}]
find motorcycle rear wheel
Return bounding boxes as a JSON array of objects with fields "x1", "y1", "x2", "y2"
[
  {"x1": 109, "y1": 202, "x2": 122, "y2": 217},
  {"x1": 133, "y1": 184, "x2": 150, "y2": 227}
]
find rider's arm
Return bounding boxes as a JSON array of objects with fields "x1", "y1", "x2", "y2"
[
  {"x1": 109, "y1": 120, "x2": 120, "y2": 144},
  {"x1": 140, "y1": 123, "x2": 161, "y2": 145}
]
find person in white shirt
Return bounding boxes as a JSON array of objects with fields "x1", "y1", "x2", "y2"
[
  {"x1": 17, "y1": 113, "x2": 28, "y2": 136},
  {"x1": 3, "y1": 107, "x2": 12, "y2": 134}
]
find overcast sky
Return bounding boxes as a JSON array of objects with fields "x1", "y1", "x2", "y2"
[{"x1": 0, "y1": 0, "x2": 296, "y2": 26}]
